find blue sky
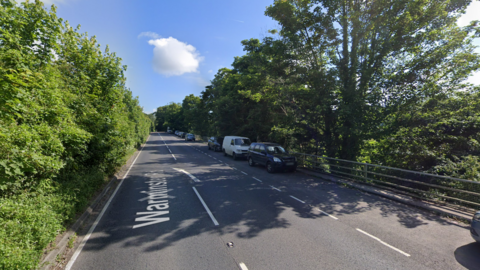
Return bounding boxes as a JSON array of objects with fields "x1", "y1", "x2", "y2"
[
  {"x1": 36, "y1": 0, "x2": 480, "y2": 113},
  {"x1": 46, "y1": 0, "x2": 278, "y2": 113}
]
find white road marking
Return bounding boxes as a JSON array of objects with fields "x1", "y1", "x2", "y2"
[
  {"x1": 173, "y1": 168, "x2": 200, "y2": 182},
  {"x1": 208, "y1": 155, "x2": 212, "y2": 157},
  {"x1": 289, "y1": 195, "x2": 305, "y2": 204},
  {"x1": 253, "y1": 177, "x2": 262, "y2": 182},
  {"x1": 168, "y1": 149, "x2": 172, "y2": 154},
  {"x1": 65, "y1": 136, "x2": 149, "y2": 270},
  {"x1": 192, "y1": 187, "x2": 219, "y2": 226},
  {"x1": 241, "y1": 171, "x2": 248, "y2": 175},
  {"x1": 171, "y1": 154, "x2": 177, "y2": 160},
  {"x1": 315, "y1": 208, "x2": 338, "y2": 220},
  {"x1": 356, "y1": 228, "x2": 411, "y2": 257},
  {"x1": 232, "y1": 167, "x2": 238, "y2": 170},
  {"x1": 239, "y1": 262, "x2": 249, "y2": 270},
  {"x1": 270, "y1": 185, "x2": 281, "y2": 192}
]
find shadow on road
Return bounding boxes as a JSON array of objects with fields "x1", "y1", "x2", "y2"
[
  {"x1": 75, "y1": 132, "x2": 471, "y2": 267},
  {"x1": 454, "y1": 242, "x2": 480, "y2": 269}
]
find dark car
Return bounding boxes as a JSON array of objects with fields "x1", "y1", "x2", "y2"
[
  {"x1": 208, "y1": 137, "x2": 224, "y2": 151},
  {"x1": 248, "y1": 142, "x2": 297, "y2": 173},
  {"x1": 185, "y1": 133, "x2": 195, "y2": 141},
  {"x1": 471, "y1": 211, "x2": 480, "y2": 243},
  {"x1": 180, "y1": 132, "x2": 186, "y2": 138}
]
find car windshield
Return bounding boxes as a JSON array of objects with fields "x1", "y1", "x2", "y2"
[
  {"x1": 234, "y1": 138, "x2": 251, "y2": 146},
  {"x1": 267, "y1": 146, "x2": 286, "y2": 154}
]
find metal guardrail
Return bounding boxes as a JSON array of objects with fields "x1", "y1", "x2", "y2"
[{"x1": 293, "y1": 153, "x2": 480, "y2": 212}]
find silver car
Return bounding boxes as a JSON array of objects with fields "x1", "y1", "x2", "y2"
[{"x1": 471, "y1": 211, "x2": 480, "y2": 243}]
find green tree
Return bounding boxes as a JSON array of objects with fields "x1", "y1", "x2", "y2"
[{"x1": 266, "y1": 0, "x2": 480, "y2": 160}]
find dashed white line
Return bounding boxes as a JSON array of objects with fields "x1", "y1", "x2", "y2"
[
  {"x1": 239, "y1": 262, "x2": 249, "y2": 270},
  {"x1": 192, "y1": 187, "x2": 219, "y2": 226},
  {"x1": 356, "y1": 228, "x2": 411, "y2": 257},
  {"x1": 289, "y1": 195, "x2": 305, "y2": 204},
  {"x1": 241, "y1": 171, "x2": 248, "y2": 175},
  {"x1": 173, "y1": 168, "x2": 200, "y2": 182},
  {"x1": 231, "y1": 167, "x2": 238, "y2": 170},
  {"x1": 315, "y1": 208, "x2": 338, "y2": 220},
  {"x1": 171, "y1": 154, "x2": 177, "y2": 160},
  {"x1": 270, "y1": 185, "x2": 281, "y2": 192},
  {"x1": 252, "y1": 177, "x2": 262, "y2": 182}
]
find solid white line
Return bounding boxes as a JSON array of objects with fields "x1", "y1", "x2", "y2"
[
  {"x1": 356, "y1": 228, "x2": 411, "y2": 257},
  {"x1": 289, "y1": 195, "x2": 305, "y2": 204},
  {"x1": 270, "y1": 185, "x2": 281, "y2": 192},
  {"x1": 253, "y1": 177, "x2": 262, "y2": 182},
  {"x1": 239, "y1": 262, "x2": 249, "y2": 270},
  {"x1": 168, "y1": 149, "x2": 172, "y2": 153},
  {"x1": 171, "y1": 154, "x2": 177, "y2": 160},
  {"x1": 192, "y1": 187, "x2": 219, "y2": 226},
  {"x1": 65, "y1": 136, "x2": 149, "y2": 270},
  {"x1": 173, "y1": 168, "x2": 200, "y2": 182},
  {"x1": 241, "y1": 171, "x2": 248, "y2": 175},
  {"x1": 315, "y1": 208, "x2": 338, "y2": 220}
]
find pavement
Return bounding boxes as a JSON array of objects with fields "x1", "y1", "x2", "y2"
[{"x1": 52, "y1": 132, "x2": 480, "y2": 270}]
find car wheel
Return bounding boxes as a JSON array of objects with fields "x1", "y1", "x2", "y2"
[
  {"x1": 233, "y1": 153, "x2": 237, "y2": 160},
  {"x1": 248, "y1": 157, "x2": 255, "y2": 166},
  {"x1": 267, "y1": 162, "x2": 274, "y2": 173}
]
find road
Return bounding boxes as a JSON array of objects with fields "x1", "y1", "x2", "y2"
[{"x1": 67, "y1": 132, "x2": 480, "y2": 270}]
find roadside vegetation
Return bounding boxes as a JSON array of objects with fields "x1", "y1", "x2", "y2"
[
  {"x1": 155, "y1": 0, "x2": 480, "y2": 180},
  {"x1": 0, "y1": 1, "x2": 153, "y2": 268}
]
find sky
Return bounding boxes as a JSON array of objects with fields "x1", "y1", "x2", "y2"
[{"x1": 32, "y1": 0, "x2": 480, "y2": 113}]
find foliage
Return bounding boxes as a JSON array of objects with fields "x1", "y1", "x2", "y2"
[
  {"x1": 0, "y1": 0, "x2": 152, "y2": 268},
  {"x1": 156, "y1": 0, "x2": 480, "y2": 183},
  {"x1": 367, "y1": 89, "x2": 480, "y2": 176}
]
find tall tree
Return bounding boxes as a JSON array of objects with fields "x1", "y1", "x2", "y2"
[{"x1": 266, "y1": 0, "x2": 480, "y2": 160}]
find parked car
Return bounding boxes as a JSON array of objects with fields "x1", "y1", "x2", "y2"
[
  {"x1": 248, "y1": 142, "x2": 297, "y2": 173},
  {"x1": 175, "y1": 131, "x2": 180, "y2": 136},
  {"x1": 180, "y1": 132, "x2": 186, "y2": 138},
  {"x1": 471, "y1": 211, "x2": 480, "y2": 243},
  {"x1": 223, "y1": 136, "x2": 251, "y2": 160},
  {"x1": 208, "y1": 137, "x2": 224, "y2": 151},
  {"x1": 185, "y1": 133, "x2": 195, "y2": 141}
]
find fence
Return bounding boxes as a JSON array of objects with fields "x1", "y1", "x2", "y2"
[{"x1": 293, "y1": 153, "x2": 480, "y2": 212}]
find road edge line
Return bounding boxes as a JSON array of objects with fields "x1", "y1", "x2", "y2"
[{"x1": 65, "y1": 136, "x2": 149, "y2": 270}]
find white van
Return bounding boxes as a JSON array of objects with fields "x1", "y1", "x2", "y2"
[{"x1": 223, "y1": 136, "x2": 251, "y2": 160}]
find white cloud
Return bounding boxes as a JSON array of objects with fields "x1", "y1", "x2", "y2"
[
  {"x1": 148, "y1": 37, "x2": 203, "y2": 77},
  {"x1": 457, "y1": 1, "x2": 480, "y2": 27},
  {"x1": 208, "y1": 70, "x2": 213, "y2": 73},
  {"x1": 138, "y1": 32, "x2": 161, "y2": 39}
]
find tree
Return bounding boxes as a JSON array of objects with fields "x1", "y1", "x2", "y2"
[{"x1": 266, "y1": 0, "x2": 480, "y2": 160}]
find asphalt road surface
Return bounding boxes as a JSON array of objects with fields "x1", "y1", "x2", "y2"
[{"x1": 67, "y1": 132, "x2": 480, "y2": 270}]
